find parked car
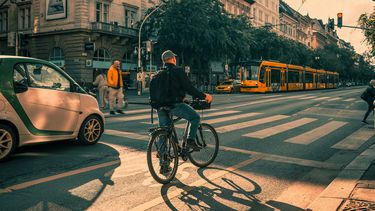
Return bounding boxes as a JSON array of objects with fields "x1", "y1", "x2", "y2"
[
  {"x1": 0, "y1": 56, "x2": 105, "y2": 161},
  {"x1": 215, "y1": 80, "x2": 241, "y2": 93}
]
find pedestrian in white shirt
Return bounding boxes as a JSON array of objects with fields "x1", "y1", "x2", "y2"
[{"x1": 93, "y1": 70, "x2": 109, "y2": 109}]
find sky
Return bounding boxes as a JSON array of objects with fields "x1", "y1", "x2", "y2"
[{"x1": 282, "y1": 0, "x2": 374, "y2": 55}]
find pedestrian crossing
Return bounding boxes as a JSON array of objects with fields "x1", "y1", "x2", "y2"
[{"x1": 103, "y1": 93, "x2": 374, "y2": 151}]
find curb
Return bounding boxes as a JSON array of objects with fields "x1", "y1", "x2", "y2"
[{"x1": 307, "y1": 143, "x2": 375, "y2": 211}]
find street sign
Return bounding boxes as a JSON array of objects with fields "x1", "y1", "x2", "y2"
[
  {"x1": 7, "y1": 32, "x2": 15, "y2": 47},
  {"x1": 185, "y1": 66, "x2": 190, "y2": 74},
  {"x1": 84, "y1": 42, "x2": 95, "y2": 51}
]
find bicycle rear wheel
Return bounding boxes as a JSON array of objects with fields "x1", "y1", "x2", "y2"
[
  {"x1": 189, "y1": 123, "x2": 219, "y2": 167},
  {"x1": 147, "y1": 130, "x2": 179, "y2": 184}
]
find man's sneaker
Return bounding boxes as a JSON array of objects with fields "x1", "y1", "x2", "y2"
[
  {"x1": 186, "y1": 138, "x2": 201, "y2": 151},
  {"x1": 362, "y1": 120, "x2": 369, "y2": 124},
  {"x1": 159, "y1": 165, "x2": 172, "y2": 175},
  {"x1": 116, "y1": 110, "x2": 125, "y2": 114},
  {"x1": 110, "y1": 111, "x2": 116, "y2": 115}
]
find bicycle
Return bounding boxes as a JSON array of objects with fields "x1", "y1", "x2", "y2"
[{"x1": 146, "y1": 100, "x2": 219, "y2": 184}]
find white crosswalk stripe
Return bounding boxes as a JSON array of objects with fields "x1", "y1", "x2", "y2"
[
  {"x1": 331, "y1": 127, "x2": 375, "y2": 150},
  {"x1": 104, "y1": 129, "x2": 148, "y2": 141},
  {"x1": 327, "y1": 97, "x2": 342, "y2": 101},
  {"x1": 142, "y1": 110, "x2": 241, "y2": 125},
  {"x1": 285, "y1": 121, "x2": 347, "y2": 145},
  {"x1": 343, "y1": 98, "x2": 356, "y2": 102},
  {"x1": 174, "y1": 112, "x2": 263, "y2": 129},
  {"x1": 313, "y1": 97, "x2": 330, "y2": 101},
  {"x1": 215, "y1": 115, "x2": 289, "y2": 133},
  {"x1": 243, "y1": 118, "x2": 317, "y2": 139},
  {"x1": 299, "y1": 96, "x2": 317, "y2": 100}
]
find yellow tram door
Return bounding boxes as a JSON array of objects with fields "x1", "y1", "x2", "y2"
[
  {"x1": 265, "y1": 68, "x2": 271, "y2": 92},
  {"x1": 281, "y1": 69, "x2": 286, "y2": 91}
]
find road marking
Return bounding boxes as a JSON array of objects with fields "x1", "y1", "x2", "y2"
[
  {"x1": 222, "y1": 94, "x2": 309, "y2": 109},
  {"x1": 343, "y1": 98, "x2": 356, "y2": 102},
  {"x1": 219, "y1": 145, "x2": 341, "y2": 169},
  {"x1": 142, "y1": 110, "x2": 241, "y2": 125},
  {"x1": 331, "y1": 127, "x2": 375, "y2": 150},
  {"x1": 313, "y1": 96, "x2": 330, "y2": 101},
  {"x1": 104, "y1": 129, "x2": 149, "y2": 141},
  {"x1": 215, "y1": 115, "x2": 289, "y2": 133},
  {"x1": 202, "y1": 112, "x2": 262, "y2": 125},
  {"x1": 327, "y1": 97, "x2": 341, "y2": 101},
  {"x1": 299, "y1": 96, "x2": 316, "y2": 100},
  {"x1": 243, "y1": 118, "x2": 317, "y2": 139},
  {"x1": 285, "y1": 121, "x2": 348, "y2": 145},
  {"x1": 0, "y1": 161, "x2": 120, "y2": 194},
  {"x1": 129, "y1": 155, "x2": 262, "y2": 211}
]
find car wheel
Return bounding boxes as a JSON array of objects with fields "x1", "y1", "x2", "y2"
[
  {"x1": 78, "y1": 115, "x2": 103, "y2": 145},
  {"x1": 0, "y1": 124, "x2": 17, "y2": 162}
]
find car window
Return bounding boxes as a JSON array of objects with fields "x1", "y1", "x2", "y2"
[
  {"x1": 25, "y1": 63, "x2": 71, "y2": 91},
  {"x1": 13, "y1": 64, "x2": 28, "y2": 84},
  {"x1": 221, "y1": 82, "x2": 232, "y2": 85}
]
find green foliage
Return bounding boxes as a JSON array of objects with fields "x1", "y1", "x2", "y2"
[
  {"x1": 143, "y1": 0, "x2": 373, "y2": 83},
  {"x1": 359, "y1": 11, "x2": 375, "y2": 57}
]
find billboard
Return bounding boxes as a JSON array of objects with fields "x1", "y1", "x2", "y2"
[{"x1": 46, "y1": 0, "x2": 67, "y2": 20}]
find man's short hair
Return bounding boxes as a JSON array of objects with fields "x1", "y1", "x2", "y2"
[{"x1": 161, "y1": 50, "x2": 177, "y2": 62}]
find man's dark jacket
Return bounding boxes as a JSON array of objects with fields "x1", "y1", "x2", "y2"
[
  {"x1": 165, "y1": 63, "x2": 205, "y2": 103},
  {"x1": 365, "y1": 85, "x2": 375, "y2": 104}
]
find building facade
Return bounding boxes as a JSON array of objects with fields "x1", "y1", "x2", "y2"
[{"x1": 0, "y1": 0, "x2": 157, "y2": 87}]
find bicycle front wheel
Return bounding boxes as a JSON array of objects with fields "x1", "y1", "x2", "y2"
[
  {"x1": 147, "y1": 130, "x2": 179, "y2": 184},
  {"x1": 189, "y1": 123, "x2": 219, "y2": 167}
]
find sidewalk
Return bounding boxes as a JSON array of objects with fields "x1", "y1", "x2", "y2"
[{"x1": 307, "y1": 142, "x2": 375, "y2": 211}]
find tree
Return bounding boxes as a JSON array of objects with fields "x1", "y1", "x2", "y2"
[
  {"x1": 359, "y1": 10, "x2": 375, "y2": 57},
  {"x1": 145, "y1": 0, "x2": 252, "y2": 80}
]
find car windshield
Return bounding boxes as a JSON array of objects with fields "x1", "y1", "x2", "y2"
[{"x1": 221, "y1": 81, "x2": 232, "y2": 85}]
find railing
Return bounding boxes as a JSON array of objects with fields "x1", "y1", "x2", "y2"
[{"x1": 91, "y1": 22, "x2": 137, "y2": 37}]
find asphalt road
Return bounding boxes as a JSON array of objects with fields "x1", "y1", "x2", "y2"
[{"x1": 1, "y1": 87, "x2": 374, "y2": 210}]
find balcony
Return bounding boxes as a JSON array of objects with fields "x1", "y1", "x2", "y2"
[{"x1": 91, "y1": 22, "x2": 137, "y2": 38}]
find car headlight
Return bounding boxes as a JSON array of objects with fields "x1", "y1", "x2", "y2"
[{"x1": 227, "y1": 86, "x2": 231, "y2": 89}]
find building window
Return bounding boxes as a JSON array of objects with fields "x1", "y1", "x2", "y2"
[
  {"x1": 265, "y1": 15, "x2": 269, "y2": 24},
  {"x1": 18, "y1": 7, "x2": 31, "y2": 30},
  {"x1": 266, "y1": 0, "x2": 269, "y2": 8},
  {"x1": 93, "y1": 48, "x2": 111, "y2": 62},
  {"x1": 259, "y1": 10, "x2": 263, "y2": 22},
  {"x1": 96, "y1": 2, "x2": 109, "y2": 23},
  {"x1": 124, "y1": 7, "x2": 137, "y2": 28},
  {"x1": 0, "y1": 11, "x2": 7, "y2": 32},
  {"x1": 103, "y1": 4, "x2": 109, "y2": 23},
  {"x1": 49, "y1": 47, "x2": 64, "y2": 61},
  {"x1": 272, "y1": 17, "x2": 275, "y2": 25}
]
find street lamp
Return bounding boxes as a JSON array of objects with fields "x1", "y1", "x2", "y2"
[
  {"x1": 136, "y1": 1, "x2": 166, "y2": 95},
  {"x1": 137, "y1": 1, "x2": 165, "y2": 73}
]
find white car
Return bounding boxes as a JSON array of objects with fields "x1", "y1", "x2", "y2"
[{"x1": 0, "y1": 56, "x2": 105, "y2": 161}]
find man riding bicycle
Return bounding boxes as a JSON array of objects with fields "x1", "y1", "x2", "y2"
[{"x1": 156, "y1": 50, "x2": 213, "y2": 173}]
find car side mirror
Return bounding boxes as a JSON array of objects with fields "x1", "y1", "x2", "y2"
[{"x1": 14, "y1": 81, "x2": 28, "y2": 93}]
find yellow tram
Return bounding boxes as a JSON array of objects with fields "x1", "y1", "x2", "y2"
[{"x1": 234, "y1": 60, "x2": 339, "y2": 93}]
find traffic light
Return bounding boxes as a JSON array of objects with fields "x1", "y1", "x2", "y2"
[
  {"x1": 337, "y1": 13, "x2": 343, "y2": 28},
  {"x1": 328, "y1": 18, "x2": 335, "y2": 30}
]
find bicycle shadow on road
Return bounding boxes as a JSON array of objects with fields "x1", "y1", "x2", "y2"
[
  {"x1": 0, "y1": 140, "x2": 120, "y2": 211},
  {"x1": 159, "y1": 166, "x2": 305, "y2": 210}
]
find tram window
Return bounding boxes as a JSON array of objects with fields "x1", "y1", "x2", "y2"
[
  {"x1": 305, "y1": 73, "x2": 313, "y2": 83},
  {"x1": 248, "y1": 65, "x2": 259, "y2": 80},
  {"x1": 271, "y1": 69, "x2": 281, "y2": 83},
  {"x1": 287, "y1": 70, "x2": 299, "y2": 83},
  {"x1": 259, "y1": 67, "x2": 265, "y2": 83}
]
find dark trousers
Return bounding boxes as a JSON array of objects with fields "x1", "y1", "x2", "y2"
[{"x1": 363, "y1": 101, "x2": 374, "y2": 121}]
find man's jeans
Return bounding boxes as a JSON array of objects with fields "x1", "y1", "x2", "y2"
[
  {"x1": 156, "y1": 103, "x2": 200, "y2": 167},
  {"x1": 157, "y1": 103, "x2": 200, "y2": 140}
]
